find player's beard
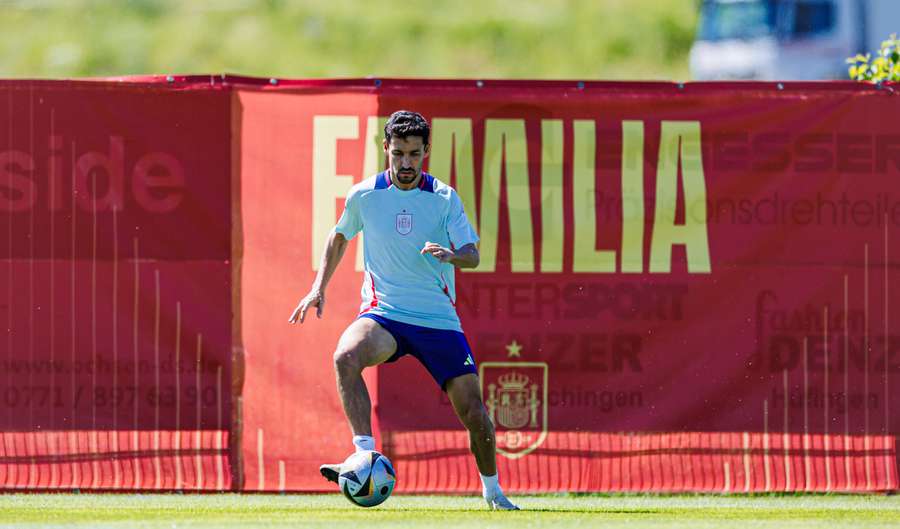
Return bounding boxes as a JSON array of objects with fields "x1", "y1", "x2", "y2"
[{"x1": 395, "y1": 168, "x2": 418, "y2": 186}]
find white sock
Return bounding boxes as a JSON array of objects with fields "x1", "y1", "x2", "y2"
[
  {"x1": 480, "y1": 472, "x2": 501, "y2": 499},
  {"x1": 352, "y1": 435, "x2": 375, "y2": 452}
]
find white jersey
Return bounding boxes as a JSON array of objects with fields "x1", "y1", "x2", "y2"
[{"x1": 335, "y1": 171, "x2": 479, "y2": 331}]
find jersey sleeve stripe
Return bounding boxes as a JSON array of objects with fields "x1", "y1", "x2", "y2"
[{"x1": 358, "y1": 271, "x2": 380, "y2": 315}]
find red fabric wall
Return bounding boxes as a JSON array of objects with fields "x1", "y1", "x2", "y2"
[
  {"x1": 0, "y1": 80, "x2": 234, "y2": 489},
  {"x1": 0, "y1": 77, "x2": 897, "y2": 492}
]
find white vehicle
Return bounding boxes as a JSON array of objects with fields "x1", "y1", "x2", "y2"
[{"x1": 690, "y1": 0, "x2": 900, "y2": 80}]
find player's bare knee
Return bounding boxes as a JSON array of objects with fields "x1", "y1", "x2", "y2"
[
  {"x1": 333, "y1": 347, "x2": 362, "y2": 376},
  {"x1": 478, "y1": 407, "x2": 495, "y2": 435},
  {"x1": 460, "y1": 401, "x2": 491, "y2": 432}
]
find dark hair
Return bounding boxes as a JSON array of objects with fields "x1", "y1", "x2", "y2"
[{"x1": 384, "y1": 110, "x2": 430, "y2": 145}]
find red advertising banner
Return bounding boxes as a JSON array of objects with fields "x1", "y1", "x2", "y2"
[
  {"x1": 0, "y1": 80, "x2": 234, "y2": 490},
  {"x1": 239, "y1": 79, "x2": 898, "y2": 493},
  {"x1": 0, "y1": 76, "x2": 897, "y2": 493}
]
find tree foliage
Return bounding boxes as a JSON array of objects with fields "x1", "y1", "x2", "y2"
[{"x1": 847, "y1": 34, "x2": 900, "y2": 82}]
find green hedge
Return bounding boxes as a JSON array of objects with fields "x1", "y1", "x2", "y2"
[{"x1": 0, "y1": 0, "x2": 696, "y2": 80}]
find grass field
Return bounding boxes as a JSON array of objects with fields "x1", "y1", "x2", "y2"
[{"x1": 0, "y1": 494, "x2": 898, "y2": 528}]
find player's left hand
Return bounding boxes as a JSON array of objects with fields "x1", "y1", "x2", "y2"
[{"x1": 420, "y1": 241, "x2": 454, "y2": 263}]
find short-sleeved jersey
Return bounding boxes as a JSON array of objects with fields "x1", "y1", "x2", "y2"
[{"x1": 335, "y1": 171, "x2": 479, "y2": 331}]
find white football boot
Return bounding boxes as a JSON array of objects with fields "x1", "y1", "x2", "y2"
[
  {"x1": 319, "y1": 463, "x2": 342, "y2": 484},
  {"x1": 485, "y1": 492, "x2": 520, "y2": 510}
]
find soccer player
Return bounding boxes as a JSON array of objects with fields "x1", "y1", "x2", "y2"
[{"x1": 289, "y1": 110, "x2": 518, "y2": 510}]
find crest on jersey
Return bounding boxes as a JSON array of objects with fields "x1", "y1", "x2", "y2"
[
  {"x1": 395, "y1": 212, "x2": 413, "y2": 235},
  {"x1": 480, "y1": 342, "x2": 548, "y2": 459}
]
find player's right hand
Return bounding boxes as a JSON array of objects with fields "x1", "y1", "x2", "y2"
[{"x1": 288, "y1": 289, "x2": 325, "y2": 324}]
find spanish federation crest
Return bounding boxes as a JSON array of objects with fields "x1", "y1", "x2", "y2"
[
  {"x1": 480, "y1": 341, "x2": 548, "y2": 459},
  {"x1": 395, "y1": 212, "x2": 413, "y2": 235}
]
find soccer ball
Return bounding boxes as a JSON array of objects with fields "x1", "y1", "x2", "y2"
[{"x1": 338, "y1": 450, "x2": 396, "y2": 507}]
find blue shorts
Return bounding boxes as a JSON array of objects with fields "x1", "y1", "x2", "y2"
[{"x1": 358, "y1": 314, "x2": 478, "y2": 390}]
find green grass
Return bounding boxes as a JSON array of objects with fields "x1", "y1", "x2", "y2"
[
  {"x1": 0, "y1": 0, "x2": 697, "y2": 80},
  {"x1": 0, "y1": 494, "x2": 898, "y2": 528}
]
